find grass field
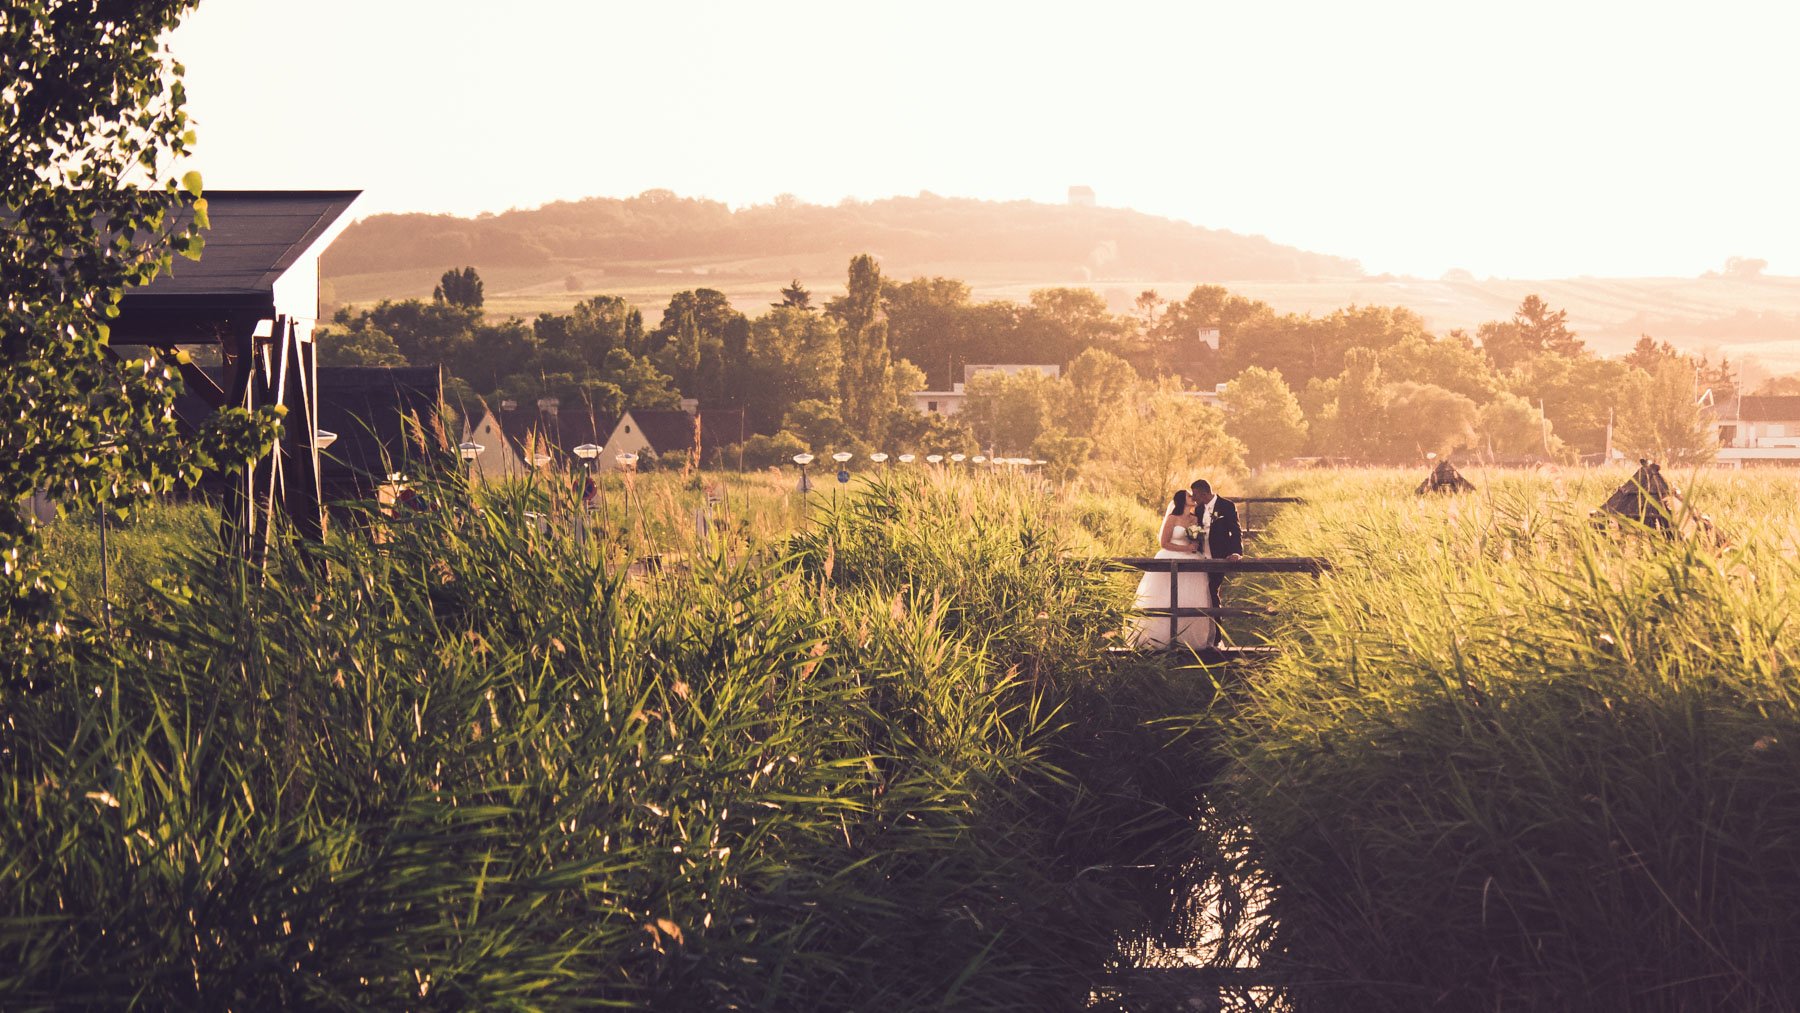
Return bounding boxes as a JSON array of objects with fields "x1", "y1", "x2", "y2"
[
  {"x1": 21, "y1": 464, "x2": 1800, "y2": 1008},
  {"x1": 1225, "y1": 465, "x2": 1800, "y2": 1008}
]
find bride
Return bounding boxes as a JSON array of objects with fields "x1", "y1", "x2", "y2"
[{"x1": 1132, "y1": 489, "x2": 1214, "y2": 649}]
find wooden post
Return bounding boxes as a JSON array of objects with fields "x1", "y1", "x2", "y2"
[
  {"x1": 1168, "y1": 557, "x2": 1180, "y2": 644},
  {"x1": 281, "y1": 319, "x2": 325, "y2": 543}
]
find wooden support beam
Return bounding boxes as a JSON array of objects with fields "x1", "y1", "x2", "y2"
[
  {"x1": 280, "y1": 322, "x2": 325, "y2": 544},
  {"x1": 1106, "y1": 556, "x2": 1331, "y2": 574}
]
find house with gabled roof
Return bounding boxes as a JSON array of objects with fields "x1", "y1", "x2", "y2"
[
  {"x1": 459, "y1": 406, "x2": 527, "y2": 480},
  {"x1": 492, "y1": 398, "x2": 617, "y2": 470},
  {"x1": 600, "y1": 406, "x2": 745, "y2": 470},
  {"x1": 1713, "y1": 394, "x2": 1800, "y2": 467}
]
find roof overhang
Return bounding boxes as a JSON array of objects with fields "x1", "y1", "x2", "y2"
[{"x1": 113, "y1": 189, "x2": 360, "y2": 345}]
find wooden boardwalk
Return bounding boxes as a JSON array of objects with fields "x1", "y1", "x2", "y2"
[{"x1": 1102, "y1": 498, "x2": 1321, "y2": 1006}]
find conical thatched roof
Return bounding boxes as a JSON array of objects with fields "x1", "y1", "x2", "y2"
[
  {"x1": 1416, "y1": 459, "x2": 1474, "y2": 495},
  {"x1": 1594, "y1": 459, "x2": 1677, "y2": 532}
]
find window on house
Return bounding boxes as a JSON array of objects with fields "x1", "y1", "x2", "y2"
[
  {"x1": 1718, "y1": 425, "x2": 1737, "y2": 445},
  {"x1": 927, "y1": 401, "x2": 938, "y2": 413},
  {"x1": 1769, "y1": 424, "x2": 1787, "y2": 439},
  {"x1": 624, "y1": 425, "x2": 632, "y2": 434}
]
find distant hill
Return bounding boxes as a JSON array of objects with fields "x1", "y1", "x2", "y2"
[{"x1": 321, "y1": 190, "x2": 1364, "y2": 307}]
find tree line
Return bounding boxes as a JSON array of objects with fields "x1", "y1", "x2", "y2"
[{"x1": 319, "y1": 260, "x2": 1743, "y2": 484}]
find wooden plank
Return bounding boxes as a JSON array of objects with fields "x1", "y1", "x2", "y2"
[
  {"x1": 1106, "y1": 556, "x2": 1331, "y2": 574},
  {"x1": 1235, "y1": 496, "x2": 1304, "y2": 504},
  {"x1": 1106, "y1": 644, "x2": 1281, "y2": 662},
  {"x1": 1140, "y1": 606, "x2": 1275, "y2": 619}
]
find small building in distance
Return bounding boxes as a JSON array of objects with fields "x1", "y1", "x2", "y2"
[
  {"x1": 490, "y1": 397, "x2": 617, "y2": 476},
  {"x1": 1713, "y1": 394, "x2": 1800, "y2": 467},
  {"x1": 1067, "y1": 185, "x2": 1096, "y2": 207},
  {"x1": 1175, "y1": 382, "x2": 1230, "y2": 409},
  {"x1": 459, "y1": 406, "x2": 527, "y2": 480},
  {"x1": 908, "y1": 363, "x2": 1062, "y2": 417},
  {"x1": 601, "y1": 405, "x2": 746, "y2": 470}
]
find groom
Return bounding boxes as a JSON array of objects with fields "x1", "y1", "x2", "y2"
[{"x1": 1189, "y1": 479, "x2": 1243, "y2": 605}]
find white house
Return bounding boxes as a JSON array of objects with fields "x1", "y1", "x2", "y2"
[
  {"x1": 908, "y1": 364, "x2": 1062, "y2": 417},
  {"x1": 599, "y1": 405, "x2": 745, "y2": 470},
  {"x1": 1713, "y1": 394, "x2": 1800, "y2": 467},
  {"x1": 1177, "y1": 382, "x2": 1230, "y2": 408},
  {"x1": 460, "y1": 408, "x2": 528, "y2": 480}
]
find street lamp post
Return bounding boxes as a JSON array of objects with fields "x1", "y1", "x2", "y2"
[
  {"x1": 457, "y1": 441, "x2": 484, "y2": 482},
  {"x1": 573, "y1": 443, "x2": 602, "y2": 547},
  {"x1": 792, "y1": 452, "x2": 815, "y2": 495},
  {"x1": 830, "y1": 451, "x2": 853, "y2": 509},
  {"x1": 615, "y1": 452, "x2": 642, "y2": 556},
  {"x1": 791, "y1": 452, "x2": 814, "y2": 526}
]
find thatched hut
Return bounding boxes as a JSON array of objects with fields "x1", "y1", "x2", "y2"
[
  {"x1": 1416, "y1": 459, "x2": 1475, "y2": 495},
  {"x1": 1593, "y1": 459, "x2": 1678, "y2": 533}
]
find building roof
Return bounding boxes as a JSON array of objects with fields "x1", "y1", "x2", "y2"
[
  {"x1": 314, "y1": 366, "x2": 446, "y2": 496},
  {"x1": 129, "y1": 190, "x2": 359, "y2": 300},
  {"x1": 495, "y1": 402, "x2": 618, "y2": 462},
  {"x1": 1735, "y1": 395, "x2": 1800, "y2": 422},
  {"x1": 113, "y1": 190, "x2": 359, "y2": 341},
  {"x1": 629, "y1": 408, "x2": 745, "y2": 458}
]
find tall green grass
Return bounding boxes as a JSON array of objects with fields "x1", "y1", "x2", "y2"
[
  {"x1": 1227, "y1": 466, "x2": 1800, "y2": 1009},
  {"x1": 8, "y1": 467, "x2": 1216, "y2": 1009},
  {"x1": 37, "y1": 501, "x2": 214, "y2": 624}
]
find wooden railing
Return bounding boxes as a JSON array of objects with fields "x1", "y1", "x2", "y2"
[{"x1": 1104, "y1": 556, "x2": 1330, "y2": 648}]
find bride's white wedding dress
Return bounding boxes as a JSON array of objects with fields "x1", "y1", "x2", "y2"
[{"x1": 1131, "y1": 520, "x2": 1214, "y2": 649}]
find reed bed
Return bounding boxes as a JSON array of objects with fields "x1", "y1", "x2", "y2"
[
  {"x1": 1227, "y1": 466, "x2": 1800, "y2": 1010},
  {"x1": 8, "y1": 467, "x2": 1213, "y2": 1009}
]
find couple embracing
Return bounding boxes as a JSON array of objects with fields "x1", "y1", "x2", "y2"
[{"x1": 1131, "y1": 479, "x2": 1244, "y2": 650}]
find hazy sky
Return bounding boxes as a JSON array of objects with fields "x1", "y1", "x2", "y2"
[{"x1": 169, "y1": 0, "x2": 1800, "y2": 279}]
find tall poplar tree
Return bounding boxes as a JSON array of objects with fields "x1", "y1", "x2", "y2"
[{"x1": 829, "y1": 254, "x2": 893, "y2": 439}]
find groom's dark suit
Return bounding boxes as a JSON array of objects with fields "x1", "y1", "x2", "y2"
[{"x1": 1195, "y1": 495, "x2": 1244, "y2": 604}]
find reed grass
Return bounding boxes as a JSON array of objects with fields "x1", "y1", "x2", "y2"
[
  {"x1": 33, "y1": 462, "x2": 1789, "y2": 1009},
  {"x1": 9, "y1": 466, "x2": 1214, "y2": 1009},
  {"x1": 1227, "y1": 465, "x2": 1800, "y2": 1010}
]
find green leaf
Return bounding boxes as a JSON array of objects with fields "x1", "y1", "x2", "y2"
[
  {"x1": 181, "y1": 170, "x2": 203, "y2": 197},
  {"x1": 192, "y1": 198, "x2": 209, "y2": 230}
]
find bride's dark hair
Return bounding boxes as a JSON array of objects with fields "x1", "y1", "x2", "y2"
[{"x1": 1169, "y1": 489, "x2": 1189, "y2": 515}]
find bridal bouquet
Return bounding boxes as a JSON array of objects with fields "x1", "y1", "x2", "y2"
[{"x1": 1185, "y1": 523, "x2": 1204, "y2": 544}]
